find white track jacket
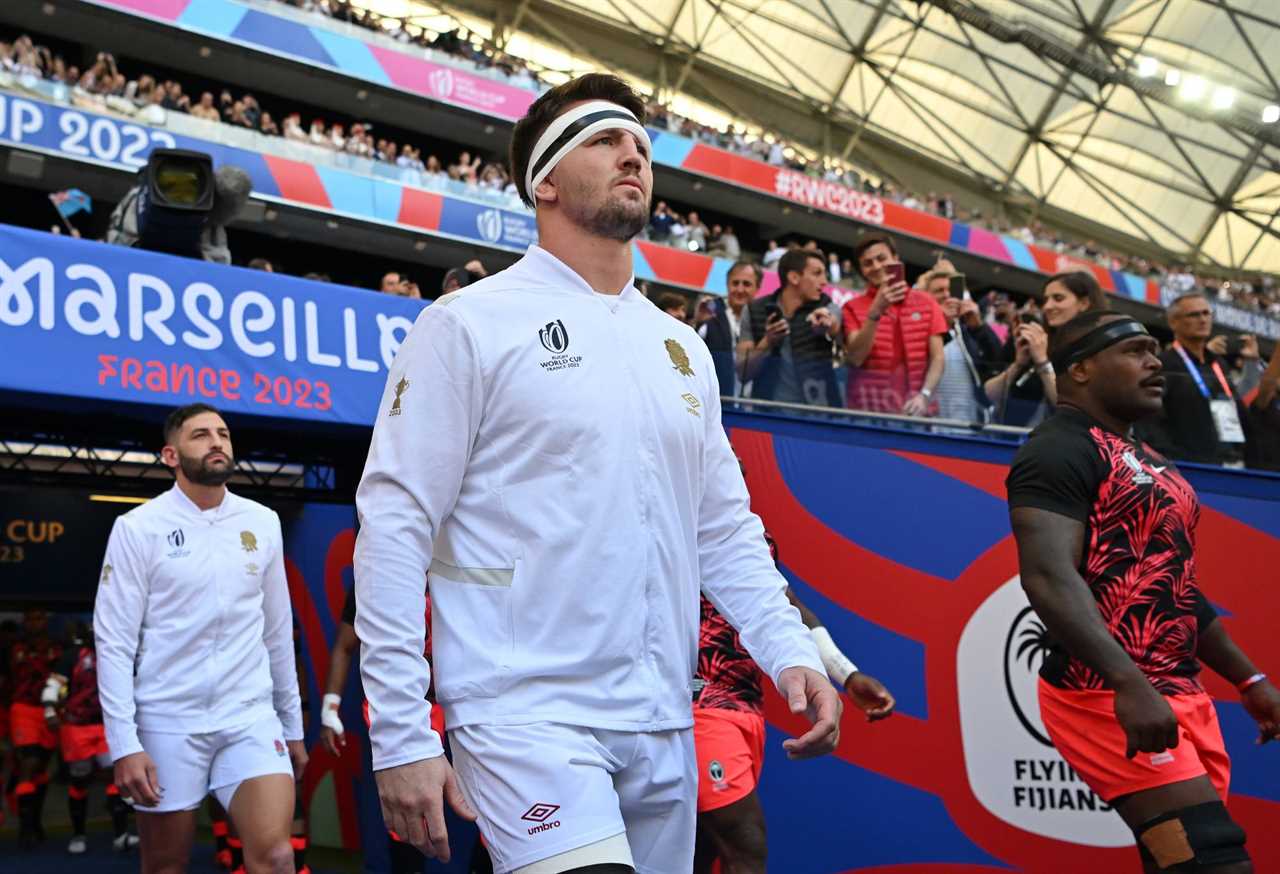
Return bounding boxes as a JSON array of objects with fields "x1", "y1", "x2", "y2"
[
  {"x1": 355, "y1": 245, "x2": 824, "y2": 771},
  {"x1": 94, "y1": 486, "x2": 303, "y2": 761}
]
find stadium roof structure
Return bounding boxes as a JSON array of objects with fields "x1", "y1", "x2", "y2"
[{"x1": 432, "y1": 0, "x2": 1280, "y2": 274}]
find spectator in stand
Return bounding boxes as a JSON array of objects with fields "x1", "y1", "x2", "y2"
[
  {"x1": 698, "y1": 260, "x2": 759, "y2": 397},
  {"x1": 827, "y1": 253, "x2": 841, "y2": 284},
  {"x1": 740, "y1": 248, "x2": 841, "y2": 407},
  {"x1": 837, "y1": 259, "x2": 857, "y2": 290},
  {"x1": 310, "y1": 119, "x2": 329, "y2": 148},
  {"x1": 379, "y1": 271, "x2": 405, "y2": 294},
  {"x1": 258, "y1": 112, "x2": 280, "y2": 136},
  {"x1": 1244, "y1": 342, "x2": 1280, "y2": 471},
  {"x1": 985, "y1": 272, "x2": 1106, "y2": 427},
  {"x1": 283, "y1": 113, "x2": 307, "y2": 142},
  {"x1": 761, "y1": 239, "x2": 783, "y2": 268},
  {"x1": 842, "y1": 233, "x2": 947, "y2": 416},
  {"x1": 241, "y1": 94, "x2": 262, "y2": 128},
  {"x1": 922, "y1": 263, "x2": 1001, "y2": 424},
  {"x1": 649, "y1": 201, "x2": 676, "y2": 243},
  {"x1": 424, "y1": 155, "x2": 445, "y2": 179},
  {"x1": 190, "y1": 92, "x2": 220, "y2": 121},
  {"x1": 655, "y1": 292, "x2": 691, "y2": 324},
  {"x1": 1137, "y1": 293, "x2": 1254, "y2": 467},
  {"x1": 450, "y1": 151, "x2": 482, "y2": 185},
  {"x1": 329, "y1": 123, "x2": 346, "y2": 151},
  {"x1": 685, "y1": 211, "x2": 709, "y2": 251},
  {"x1": 247, "y1": 258, "x2": 274, "y2": 272},
  {"x1": 708, "y1": 225, "x2": 741, "y2": 259},
  {"x1": 441, "y1": 260, "x2": 487, "y2": 295}
]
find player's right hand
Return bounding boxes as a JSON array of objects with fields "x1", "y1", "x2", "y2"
[
  {"x1": 374, "y1": 756, "x2": 477, "y2": 861},
  {"x1": 114, "y1": 751, "x2": 162, "y2": 807},
  {"x1": 320, "y1": 694, "x2": 345, "y2": 756},
  {"x1": 1113, "y1": 679, "x2": 1179, "y2": 759}
]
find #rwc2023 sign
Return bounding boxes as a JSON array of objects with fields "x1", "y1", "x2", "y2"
[{"x1": 0, "y1": 224, "x2": 425, "y2": 425}]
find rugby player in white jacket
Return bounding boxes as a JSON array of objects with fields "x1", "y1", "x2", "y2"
[
  {"x1": 94, "y1": 404, "x2": 306, "y2": 873},
  {"x1": 355, "y1": 74, "x2": 839, "y2": 874}
]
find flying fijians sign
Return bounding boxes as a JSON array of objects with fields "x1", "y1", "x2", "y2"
[{"x1": 0, "y1": 224, "x2": 424, "y2": 425}]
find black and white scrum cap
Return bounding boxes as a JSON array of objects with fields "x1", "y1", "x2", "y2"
[{"x1": 525, "y1": 100, "x2": 651, "y2": 199}]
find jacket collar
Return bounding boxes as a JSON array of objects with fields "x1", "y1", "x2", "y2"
[{"x1": 519, "y1": 245, "x2": 641, "y2": 302}]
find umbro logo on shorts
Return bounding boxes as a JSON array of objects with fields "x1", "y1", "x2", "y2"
[
  {"x1": 521, "y1": 802, "x2": 561, "y2": 836},
  {"x1": 274, "y1": 739, "x2": 286, "y2": 757}
]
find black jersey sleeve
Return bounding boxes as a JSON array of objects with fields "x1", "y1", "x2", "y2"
[
  {"x1": 1006, "y1": 423, "x2": 1106, "y2": 524},
  {"x1": 341, "y1": 585, "x2": 357, "y2": 626}
]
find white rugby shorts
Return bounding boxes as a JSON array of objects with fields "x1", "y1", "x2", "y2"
[
  {"x1": 449, "y1": 722, "x2": 695, "y2": 874},
  {"x1": 133, "y1": 713, "x2": 294, "y2": 813}
]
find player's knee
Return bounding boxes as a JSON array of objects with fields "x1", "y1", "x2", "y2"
[
  {"x1": 1134, "y1": 801, "x2": 1248, "y2": 871},
  {"x1": 68, "y1": 758, "x2": 94, "y2": 780},
  {"x1": 260, "y1": 838, "x2": 296, "y2": 874}
]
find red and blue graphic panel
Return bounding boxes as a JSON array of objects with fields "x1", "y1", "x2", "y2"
[{"x1": 279, "y1": 411, "x2": 1279, "y2": 870}]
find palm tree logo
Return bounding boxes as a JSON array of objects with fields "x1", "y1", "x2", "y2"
[{"x1": 1003, "y1": 606, "x2": 1055, "y2": 746}]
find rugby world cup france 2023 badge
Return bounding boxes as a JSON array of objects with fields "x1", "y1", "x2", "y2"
[
  {"x1": 955, "y1": 577, "x2": 1133, "y2": 847},
  {"x1": 537, "y1": 320, "x2": 582, "y2": 373}
]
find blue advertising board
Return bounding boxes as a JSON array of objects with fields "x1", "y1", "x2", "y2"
[{"x1": 0, "y1": 224, "x2": 425, "y2": 425}]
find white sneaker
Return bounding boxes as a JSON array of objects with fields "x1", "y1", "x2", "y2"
[
  {"x1": 113, "y1": 832, "x2": 140, "y2": 851},
  {"x1": 68, "y1": 835, "x2": 88, "y2": 854}
]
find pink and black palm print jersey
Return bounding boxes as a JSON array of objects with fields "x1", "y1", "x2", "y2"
[
  {"x1": 11, "y1": 635, "x2": 62, "y2": 706},
  {"x1": 693, "y1": 533, "x2": 778, "y2": 715},
  {"x1": 1007, "y1": 407, "x2": 1217, "y2": 695},
  {"x1": 58, "y1": 646, "x2": 102, "y2": 725}
]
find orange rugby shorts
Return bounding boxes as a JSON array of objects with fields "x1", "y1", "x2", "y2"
[
  {"x1": 693, "y1": 706, "x2": 766, "y2": 813},
  {"x1": 1038, "y1": 679, "x2": 1230, "y2": 804}
]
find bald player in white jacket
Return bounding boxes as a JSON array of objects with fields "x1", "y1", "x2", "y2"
[{"x1": 355, "y1": 74, "x2": 841, "y2": 874}]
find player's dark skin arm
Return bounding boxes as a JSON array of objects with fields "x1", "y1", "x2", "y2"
[
  {"x1": 319, "y1": 622, "x2": 358, "y2": 757},
  {"x1": 784, "y1": 588, "x2": 894, "y2": 720},
  {"x1": 1010, "y1": 506, "x2": 1179, "y2": 757},
  {"x1": 1197, "y1": 620, "x2": 1280, "y2": 744}
]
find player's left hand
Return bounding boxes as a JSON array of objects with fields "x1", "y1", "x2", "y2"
[
  {"x1": 287, "y1": 740, "x2": 308, "y2": 781},
  {"x1": 1242, "y1": 679, "x2": 1280, "y2": 744},
  {"x1": 778, "y1": 666, "x2": 842, "y2": 759},
  {"x1": 844, "y1": 672, "x2": 895, "y2": 721}
]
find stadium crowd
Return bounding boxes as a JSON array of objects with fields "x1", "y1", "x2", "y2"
[
  {"x1": 4, "y1": 26, "x2": 1279, "y2": 320},
  {"x1": 270, "y1": 0, "x2": 1280, "y2": 317}
]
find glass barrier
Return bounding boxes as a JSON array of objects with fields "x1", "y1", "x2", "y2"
[{"x1": 722, "y1": 396, "x2": 1033, "y2": 446}]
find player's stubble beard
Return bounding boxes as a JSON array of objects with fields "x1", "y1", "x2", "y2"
[
  {"x1": 179, "y1": 449, "x2": 235, "y2": 486},
  {"x1": 561, "y1": 174, "x2": 648, "y2": 242}
]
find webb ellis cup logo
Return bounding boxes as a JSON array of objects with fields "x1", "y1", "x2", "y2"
[
  {"x1": 538, "y1": 320, "x2": 569, "y2": 355},
  {"x1": 956, "y1": 577, "x2": 1132, "y2": 847},
  {"x1": 428, "y1": 68, "x2": 455, "y2": 99}
]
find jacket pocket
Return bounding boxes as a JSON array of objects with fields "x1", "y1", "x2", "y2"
[{"x1": 428, "y1": 557, "x2": 516, "y2": 702}]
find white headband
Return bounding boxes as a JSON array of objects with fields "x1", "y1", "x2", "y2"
[{"x1": 525, "y1": 100, "x2": 651, "y2": 202}]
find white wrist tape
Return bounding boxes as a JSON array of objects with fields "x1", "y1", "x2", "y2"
[
  {"x1": 41, "y1": 676, "x2": 64, "y2": 706},
  {"x1": 321, "y1": 693, "x2": 344, "y2": 734},
  {"x1": 811, "y1": 626, "x2": 857, "y2": 685}
]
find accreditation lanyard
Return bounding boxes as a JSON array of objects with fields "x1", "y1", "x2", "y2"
[{"x1": 1172, "y1": 342, "x2": 1233, "y2": 401}]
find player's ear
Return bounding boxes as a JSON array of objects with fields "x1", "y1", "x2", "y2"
[
  {"x1": 534, "y1": 171, "x2": 558, "y2": 206},
  {"x1": 1066, "y1": 360, "x2": 1091, "y2": 386}
]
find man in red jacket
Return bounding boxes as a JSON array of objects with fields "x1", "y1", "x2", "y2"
[{"x1": 842, "y1": 233, "x2": 947, "y2": 415}]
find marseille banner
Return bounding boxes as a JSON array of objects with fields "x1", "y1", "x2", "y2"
[{"x1": 0, "y1": 224, "x2": 425, "y2": 425}]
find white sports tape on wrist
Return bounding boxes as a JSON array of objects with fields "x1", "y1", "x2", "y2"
[
  {"x1": 41, "y1": 676, "x2": 63, "y2": 706},
  {"x1": 321, "y1": 693, "x2": 344, "y2": 734},
  {"x1": 525, "y1": 100, "x2": 651, "y2": 201},
  {"x1": 811, "y1": 626, "x2": 857, "y2": 685}
]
